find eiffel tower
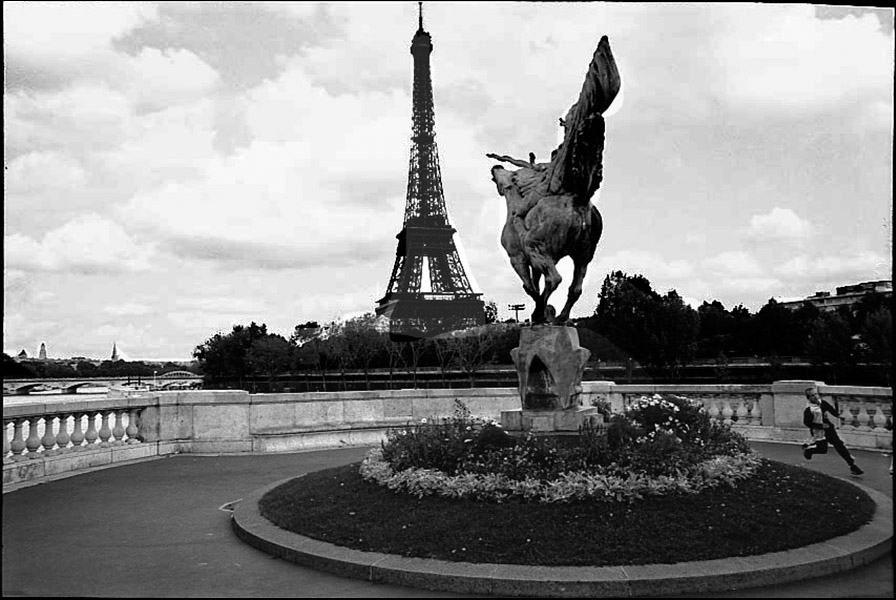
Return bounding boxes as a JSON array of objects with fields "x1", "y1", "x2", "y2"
[{"x1": 376, "y1": 3, "x2": 484, "y2": 341}]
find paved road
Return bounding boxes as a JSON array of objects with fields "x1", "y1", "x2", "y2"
[{"x1": 2, "y1": 442, "x2": 892, "y2": 598}]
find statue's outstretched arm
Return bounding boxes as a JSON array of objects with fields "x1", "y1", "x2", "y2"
[{"x1": 486, "y1": 153, "x2": 532, "y2": 169}]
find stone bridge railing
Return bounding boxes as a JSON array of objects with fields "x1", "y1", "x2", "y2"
[
  {"x1": 580, "y1": 380, "x2": 892, "y2": 450},
  {"x1": 3, "y1": 380, "x2": 891, "y2": 489}
]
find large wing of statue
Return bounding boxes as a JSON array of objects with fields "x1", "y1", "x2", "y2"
[{"x1": 546, "y1": 35, "x2": 620, "y2": 200}]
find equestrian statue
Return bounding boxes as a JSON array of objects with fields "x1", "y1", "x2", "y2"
[{"x1": 488, "y1": 35, "x2": 620, "y2": 325}]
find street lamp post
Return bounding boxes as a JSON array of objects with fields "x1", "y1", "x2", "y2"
[{"x1": 153, "y1": 371, "x2": 157, "y2": 389}]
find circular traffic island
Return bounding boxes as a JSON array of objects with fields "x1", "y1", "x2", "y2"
[
  {"x1": 233, "y1": 396, "x2": 891, "y2": 597},
  {"x1": 257, "y1": 459, "x2": 874, "y2": 567}
]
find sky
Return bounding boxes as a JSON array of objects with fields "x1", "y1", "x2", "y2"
[{"x1": 3, "y1": 2, "x2": 893, "y2": 361}]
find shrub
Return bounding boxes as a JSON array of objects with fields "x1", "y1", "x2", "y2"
[{"x1": 366, "y1": 396, "x2": 758, "y2": 502}]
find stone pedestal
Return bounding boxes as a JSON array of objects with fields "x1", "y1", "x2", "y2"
[{"x1": 501, "y1": 325, "x2": 599, "y2": 433}]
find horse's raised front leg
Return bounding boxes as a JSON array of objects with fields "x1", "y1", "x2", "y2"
[{"x1": 557, "y1": 260, "x2": 588, "y2": 324}]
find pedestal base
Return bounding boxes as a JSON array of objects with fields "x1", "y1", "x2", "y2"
[{"x1": 501, "y1": 407, "x2": 603, "y2": 433}]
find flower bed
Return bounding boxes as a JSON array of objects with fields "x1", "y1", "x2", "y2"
[{"x1": 360, "y1": 395, "x2": 762, "y2": 503}]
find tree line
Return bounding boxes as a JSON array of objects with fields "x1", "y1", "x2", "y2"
[
  {"x1": 578, "y1": 271, "x2": 892, "y2": 384},
  {"x1": 190, "y1": 272, "x2": 891, "y2": 389},
  {"x1": 2, "y1": 355, "x2": 200, "y2": 380}
]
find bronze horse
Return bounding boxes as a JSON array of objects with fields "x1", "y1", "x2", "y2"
[{"x1": 488, "y1": 35, "x2": 620, "y2": 324}]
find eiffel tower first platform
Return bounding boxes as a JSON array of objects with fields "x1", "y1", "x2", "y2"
[{"x1": 376, "y1": 4, "x2": 484, "y2": 341}]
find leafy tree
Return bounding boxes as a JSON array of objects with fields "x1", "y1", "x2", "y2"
[
  {"x1": 484, "y1": 300, "x2": 499, "y2": 324},
  {"x1": 338, "y1": 314, "x2": 383, "y2": 389},
  {"x1": 648, "y1": 290, "x2": 699, "y2": 376},
  {"x1": 430, "y1": 337, "x2": 454, "y2": 385},
  {"x1": 3, "y1": 353, "x2": 36, "y2": 378},
  {"x1": 447, "y1": 329, "x2": 495, "y2": 387},
  {"x1": 696, "y1": 300, "x2": 734, "y2": 359},
  {"x1": 76, "y1": 361, "x2": 99, "y2": 376},
  {"x1": 858, "y1": 306, "x2": 892, "y2": 385},
  {"x1": 755, "y1": 299, "x2": 806, "y2": 357},
  {"x1": 593, "y1": 271, "x2": 659, "y2": 363},
  {"x1": 805, "y1": 311, "x2": 856, "y2": 384},
  {"x1": 592, "y1": 272, "x2": 698, "y2": 374},
  {"x1": 193, "y1": 322, "x2": 269, "y2": 382},
  {"x1": 247, "y1": 334, "x2": 293, "y2": 382}
]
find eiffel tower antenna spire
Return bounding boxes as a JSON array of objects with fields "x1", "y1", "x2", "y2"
[{"x1": 375, "y1": 6, "x2": 484, "y2": 340}]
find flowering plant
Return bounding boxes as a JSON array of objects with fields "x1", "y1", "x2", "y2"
[{"x1": 366, "y1": 397, "x2": 758, "y2": 503}]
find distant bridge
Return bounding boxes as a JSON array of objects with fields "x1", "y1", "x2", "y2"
[{"x1": 3, "y1": 373, "x2": 203, "y2": 396}]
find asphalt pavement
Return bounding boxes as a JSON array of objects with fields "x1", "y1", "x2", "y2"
[{"x1": 2, "y1": 441, "x2": 892, "y2": 598}]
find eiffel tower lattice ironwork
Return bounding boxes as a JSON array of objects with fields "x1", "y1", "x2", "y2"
[{"x1": 376, "y1": 3, "x2": 484, "y2": 340}]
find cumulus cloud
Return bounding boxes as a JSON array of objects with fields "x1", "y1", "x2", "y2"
[
  {"x1": 592, "y1": 250, "x2": 695, "y2": 281},
  {"x1": 5, "y1": 151, "x2": 88, "y2": 192},
  {"x1": 3, "y1": 1, "x2": 158, "y2": 61},
  {"x1": 122, "y1": 47, "x2": 221, "y2": 110},
  {"x1": 712, "y1": 5, "x2": 893, "y2": 116},
  {"x1": 702, "y1": 251, "x2": 764, "y2": 277},
  {"x1": 775, "y1": 250, "x2": 888, "y2": 280},
  {"x1": 745, "y1": 207, "x2": 813, "y2": 242},
  {"x1": 4, "y1": 214, "x2": 156, "y2": 273}
]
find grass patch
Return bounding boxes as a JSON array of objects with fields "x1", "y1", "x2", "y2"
[{"x1": 259, "y1": 459, "x2": 875, "y2": 566}]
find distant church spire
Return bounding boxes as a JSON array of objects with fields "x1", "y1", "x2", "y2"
[{"x1": 111, "y1": 342, "x2": 119, "y2": 361}]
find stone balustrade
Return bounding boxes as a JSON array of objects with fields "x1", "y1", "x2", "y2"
[
  {"x1": 580, "y1": 380, "x2": 892, "y2": 449},
  {"x1": 4, "y1": 381, "x2": 891, "y2": 489}
]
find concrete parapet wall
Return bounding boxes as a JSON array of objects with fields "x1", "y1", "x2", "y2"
[{"x1": 4, "y1": 382, "x2": 890, "y2": 490}]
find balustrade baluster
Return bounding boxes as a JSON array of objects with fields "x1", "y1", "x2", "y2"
[
  {"x1": 869, "y1": 404, "x2": 888, "y2": 434},
  {"x1": 112, "y1": 410, "x2": 126, "y2": 444},
  {"x1": 856, "y1": 403, "x2": 872, "y2": 432},
  {"x1": 10, "y1": 419, "x2": 27, "y2": 458},
  {"x1": 3, "y1": 420, "x2": 11, "y2": 459},
  {"x1": 706, "y1": 399, "x2": 720, "y2": 423},
  {"x1": 55, "y1": 414, "x2": 71, "y2": 451},
  {"x1": 721, "y1": 400, "x2": 734, "y2": 426},
  {"x1": 84, "y1": 412, "x2": 99, "y2": 447},
  {"x1": 749, "y1": 398, "x2": 762, "y2": 426},
  {"x1": 880, "y1": 404, "x2": 893, "y2": 433},
  {"x1": 840, "y1": 403, "x2": 857, "y2": 429},
  {"x1": 126, "y1": 409, "x2": 140, "y2": 443},
  {"x1": 25, "y1": 417, "x2": 42, "y2": 456},
  {"x1": 70, "y1": 413, "x2": 85, "y2": 450},
  {"x1": 98, "y1": 412, "x2": 113, "y2": 447},
  {"x1": 735, "y1": 399, "x2": 748, "y2": 424},
  {"x1": 41, "y1": 416, "x2": 58, "y2": 453}
]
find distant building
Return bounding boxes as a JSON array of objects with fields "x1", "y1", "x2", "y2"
[
  {"x1": 779, "y1": 280, "x2": 892, "y2": 313},
  {"x1": 17, "y1": 349, "x2": 28, "y2": 359},
  {"x1": 111, "y1": 342, "x2": 119, "y2": 361}
]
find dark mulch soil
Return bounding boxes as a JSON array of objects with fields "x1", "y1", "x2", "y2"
[{"x1": 259, "y1": 459, "x2": 876, "y2": 566}]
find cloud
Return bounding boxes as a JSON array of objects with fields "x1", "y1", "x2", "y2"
[
  {"x1": 5, "y1": 151, "x2": 88, "y2": 193},
  {"x1": 745, "y1": 207, "x2": 813, "y2": 242},
  {"x1": 122, "y1": 47, "x2": 221, "y2": 110},
  {"x1": 3, "y1": 1, "x2": 158, "y2": 60},
  {"x1": 775, "y1": 250, "x2": 888, "y2": 280},
  {"x1": 592, "y1": 250, "x2": 695, "y2": 281},
  {"x1": 4, "y1": 214, "x2": 156, "y2": 273},
  {"x1": 702, "y1": 251, "x2": 764, "y2": 277},
  {"x1": 4, "y1": 84, "x2": 133, "y2": 155},
  {"x1": 3, "y1": 2, "x2": 159, "y2": 92},
  {"x1": 104, "y1": 303, "x2": 153, "y2": 316},
  {"x1": 711, "y1": 5, "x2": 893, "y2": 115}
]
